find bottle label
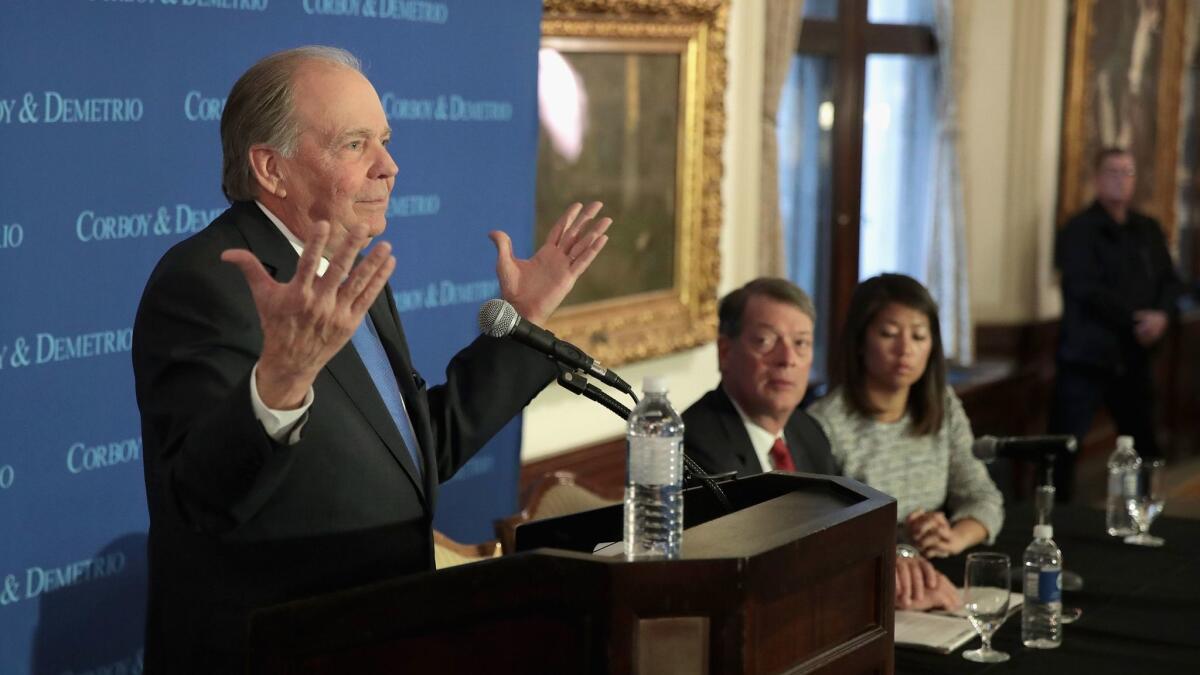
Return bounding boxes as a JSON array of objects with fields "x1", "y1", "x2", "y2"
[
  {"x1": 1037, "y1": 568, "x2": 1062, "y2": 603},
  {"x1": 628, "y1": 437, "x2": 682, "y2": 485}
]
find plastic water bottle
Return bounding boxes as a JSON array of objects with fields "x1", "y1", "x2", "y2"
[
  {"x1": 1105, "y1": 435, "x2": 1142, "y2": 537},
  {"x1": 1022, "y1": 524, "x2": 1063, "y2": 648},
  {"x1": 624, "y1": 376, "x2": 684, "y2": 561}
]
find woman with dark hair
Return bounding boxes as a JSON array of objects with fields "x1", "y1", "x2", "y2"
[{"x1": 810, "y1": 274, "x2": 1003, "y2": 561}]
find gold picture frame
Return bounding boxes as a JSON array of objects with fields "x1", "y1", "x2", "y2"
[
  {"x1": 1058, "y1": 0, "x2": 1186, "y2": 239},
  {"x1": 538, "y1": 0, "x2": 727, "y2": 366}
]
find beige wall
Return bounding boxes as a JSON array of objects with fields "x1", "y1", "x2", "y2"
[
  {"x1": 522, "y1": 0, "x2": 1071, "y2": 461},
  {"x1": 962, "y1": 0, "x2": 1067, "y2": 323}
]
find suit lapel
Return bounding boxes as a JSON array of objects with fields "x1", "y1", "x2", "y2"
[
  {"x1": 369, "y1": 289, "x2": 436, "y2": 496},
  {"x1": 325, "y1": 331, "x2": 427, "y2": 501},
  {"x1": 232, "y1": 202, "x2": 427, "y2": 502},
  {"x1": 782, "y1": 428, "x2": 805, "y2": 473},
  {"x1": 784, "y1": 409, "x2": 830, "y2": 474},
  {"x1": 714, "y1": 387, "x2": 764, "y2": 474},
  {"x1": 234, "y1": 201, "x2": 296, "y2": 281}
]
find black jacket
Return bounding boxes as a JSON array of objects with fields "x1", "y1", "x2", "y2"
[
  {"x1": 132, "y1": 202, "x2": 556, "y2": 672},
  {"x1": 682, "y1": 386, "x2": 836, "y2": 477},
  {"x1": 1055, "y1": 201, "x2": 1183, "y2": 373}
]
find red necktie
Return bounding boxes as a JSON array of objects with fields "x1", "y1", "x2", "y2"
[{"x1": 770, "y1": 437, "x2": 795, "y2": 471}]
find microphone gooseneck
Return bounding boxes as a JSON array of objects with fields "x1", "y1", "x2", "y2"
[{"x1": 552, "y1": 363, "x2": 731, "y2": 514}]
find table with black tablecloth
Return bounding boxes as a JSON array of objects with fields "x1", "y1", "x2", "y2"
[{"x1": 896, "y1": 503, "x2": 1200, "y2": 674}]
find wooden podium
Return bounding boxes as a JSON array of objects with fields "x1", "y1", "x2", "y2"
[{"x1": 248, "y1": 473, "x2": 897, "y2": 674}]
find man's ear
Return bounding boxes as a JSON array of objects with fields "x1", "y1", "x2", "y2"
[
  {"x1": 249, "y1": 144, "x2": 285, "y2": 198},
  {"x1": 717, "y1": 334, "x2": 731, "y2": 374}
]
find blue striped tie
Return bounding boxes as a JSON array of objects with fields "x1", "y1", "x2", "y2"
[{"x1": 351, "y1": 315, "x2": 423, "y2": 479}]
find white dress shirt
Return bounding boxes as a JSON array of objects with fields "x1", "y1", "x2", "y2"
[{"x1": 726, "y1": 395, "x2": 788, "y2": 471}]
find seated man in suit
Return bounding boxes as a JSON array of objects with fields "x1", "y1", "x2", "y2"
[
  {"x1": 683, "y1": 277, "x2": 834, "y2": 476},
  {"x1": 683, "y1": 277, "x2": 958, "y2": 611}
]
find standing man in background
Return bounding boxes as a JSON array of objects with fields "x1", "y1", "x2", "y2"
[
  {"x1": 1050, "y1": 147, "x2": 1184, "y2": 500},
  {"x1": 132, "y1": 46, "x2": 611, "y2": 672}
]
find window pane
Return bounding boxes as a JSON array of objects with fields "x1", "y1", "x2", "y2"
[
  {"x1": 778, "y1": 54, "x2": 835, "y2": 381},
  {"x1": 859, "y1": 54, "x2": 937, "y2": 282},
  {"x1": 868, "y1": 0, "x2": 934, "y2": 25},
  {"x1": 803, "y1": 0, "x2": 839, "y2": 22}
]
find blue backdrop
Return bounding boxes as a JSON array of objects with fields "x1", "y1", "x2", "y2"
[{"x1": 0, "y1": 1, "x2": 542, "y2": 672}]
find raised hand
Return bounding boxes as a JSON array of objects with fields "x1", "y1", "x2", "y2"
[
  {"x1": 220, "y1": 221, "x2": 396, "y2": 410},
  {"x1": 488, "y1": 201, "x2": 611, "y2": 325}
]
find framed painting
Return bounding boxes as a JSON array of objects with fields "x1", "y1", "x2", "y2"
[
  {"x1": 1058, "y1": 0, "x2": 1187, "y2": 239},
  {"x1": 537, "y1": 0, "x2": 727, "y2": 365}
]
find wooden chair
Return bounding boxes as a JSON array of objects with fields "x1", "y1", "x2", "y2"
[
  {"x1": 432, "y1": 530, "x2": 501, "y2": 570},
  {"x1": 494, "y1": 471, "x2": 617, "y2": 554}
]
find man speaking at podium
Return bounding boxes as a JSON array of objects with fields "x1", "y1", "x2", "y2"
[{"x1": 132, "y1": 46, "x2": 610, "y2": 672}]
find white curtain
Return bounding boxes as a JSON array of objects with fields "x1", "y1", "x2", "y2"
[
  {"x1": 759, "y1": 0, "x2": 807, "y2": 276},
  {"x1": 929, "y1": 0, "x2": 973, "y2": 364}
]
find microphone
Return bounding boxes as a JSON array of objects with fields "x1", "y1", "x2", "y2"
[
  {"x1": 478, "y1": 299, "x2": 632, "y2": 394},
  {"x1": 972, "y1": 435, "x2": 1078, "y2": 463}
]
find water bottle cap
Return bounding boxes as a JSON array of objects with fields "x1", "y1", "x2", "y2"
[
  {"x1": 1034, "y1": 524, "x2": 1053, "y2": 540},
  {"x1": 1117, "y1": 435, "x2": 1134, "y2": 451},
  {"x1": 642, "y1": 375, "x2": 668, "y2": 394}
]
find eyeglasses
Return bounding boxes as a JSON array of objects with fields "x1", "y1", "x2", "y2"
[{"x1": 743, "y1": 328, "x2": 813, "y2": 356}]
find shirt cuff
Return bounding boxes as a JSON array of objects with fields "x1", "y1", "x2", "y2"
[{"x1": 250, "y1": 362, "x2": 313, "y2": 445}]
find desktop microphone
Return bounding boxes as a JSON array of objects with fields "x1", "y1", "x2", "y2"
[
  {"x1": 478, "y1": 299, "x2": 632, "y2": 394},
  {"x1": 972, "y1": 435, "x2": 1078, "y2": 463}
]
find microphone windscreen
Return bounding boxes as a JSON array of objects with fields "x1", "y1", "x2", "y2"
[{"x1": 478, "y1": 298, "x2": 518, "y2": 337}]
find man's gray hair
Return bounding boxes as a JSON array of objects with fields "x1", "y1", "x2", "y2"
[{"x1": 220, "y1": 46, "x2": 362, "y2": 202}]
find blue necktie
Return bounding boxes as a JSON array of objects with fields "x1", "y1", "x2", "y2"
[{"x1": 351, "y1": 315, "x2": 423, "y2": 479}]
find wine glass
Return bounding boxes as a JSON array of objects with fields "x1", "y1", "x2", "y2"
[
  {"x1": 1124, "y1": 459, "x2": 1166, "y2": 547},
  {"x1": 962, "y1": 552, "x2": 1011, "y2": 663}
]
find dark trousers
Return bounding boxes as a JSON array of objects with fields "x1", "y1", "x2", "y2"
[{"x1": 1048, "y1": 361, "x2": 1159, "y2": 502}]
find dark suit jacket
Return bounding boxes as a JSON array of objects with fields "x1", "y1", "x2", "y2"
[
  {"x1": 132, "y1": 202, "x2": 556, "y2": 673},
  {"x1": 1056, "y1": 200, "x2": 1184, "y2": 373},
  {"x1": 682, "y1": 386, "x2": 836, "y2": 477}
]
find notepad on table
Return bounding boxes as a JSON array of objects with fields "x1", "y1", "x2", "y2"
[{"x1": 894, "y1": 590, "x2": 1023, "y2": 654}]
